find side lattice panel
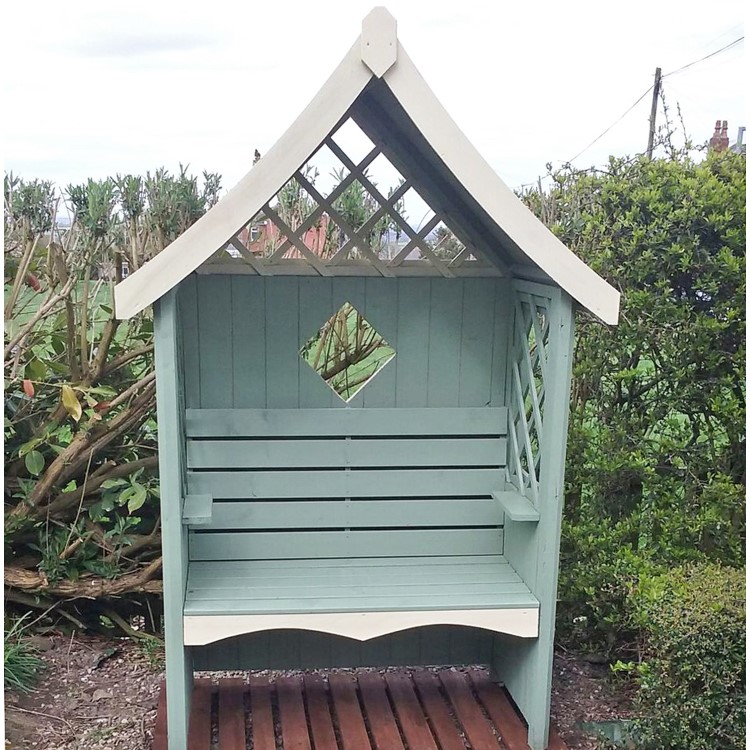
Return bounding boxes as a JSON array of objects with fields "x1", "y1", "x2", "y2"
[{"x1": 506, "y1": 287, "x2": 551, "y2": 506}]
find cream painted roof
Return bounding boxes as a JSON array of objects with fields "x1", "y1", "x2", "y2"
[{"x1": 115, "y1": 7, "x2": 619, "y2": 324}]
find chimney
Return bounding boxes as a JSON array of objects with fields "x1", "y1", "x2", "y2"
[{"x1": 709, "y1": 119, "x2": 730, "y2": 152}]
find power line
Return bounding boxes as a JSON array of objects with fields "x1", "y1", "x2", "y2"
[
  {"x1": 567, "y1": 35, "x2": 744, "y2": 164},
  {"x1": 664, "y1": 36, "x2": 744, "y2": 78},
  {"x1": 567, "y1": 85, "x2": 653, "y2": 163}
]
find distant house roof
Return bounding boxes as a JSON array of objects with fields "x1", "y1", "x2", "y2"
[{"x1": 115, "y1": 7, "x2": 620, "y2": 324}]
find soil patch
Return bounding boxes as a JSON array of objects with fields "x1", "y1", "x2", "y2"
[{"x1": 4, "y1": 634, "x2": 633, "y2": 749}]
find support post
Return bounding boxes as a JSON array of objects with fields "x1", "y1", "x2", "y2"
[
  {"x1": 646, "y1": 66, "x2": 662, "y2": 159},
  {"x1": 154, "y1": 289, "x2": 193, "y2": 749},
  {"x1": 493, "y1": 283, "x2": 575, "y2": 750}
]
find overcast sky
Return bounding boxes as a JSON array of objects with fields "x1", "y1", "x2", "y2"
[{"x1": 3, "y1": 0, "x2": 745, "y2": 198}]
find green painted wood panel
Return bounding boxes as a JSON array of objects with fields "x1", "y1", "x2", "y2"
[
  {"x1": 197, "y1": 275, "x2": 233, "y2": 408},
  {"x1": 194, "y1": 498, "x2": 502, "y2": 530},
  {"x1": 492, "y1": 490, "x2": 540, "y2": 522},
  {"x1": 231, "y1": 276, "x2": 266, "y2": 408},
  {"x1": 186, "y1": 582, "x2": 534, "y2": 605},
  {"x1": 187, "y1": 468, "x2": 505, "y2": 499},
  {"x1": 264, "y1": 277, "x2": 300, "y2": 408},
  {"x1": 187, "y1": 555, "x2": 507, "y2": 571},
  {"x1": 459, "y1": 279, "x2": 496, "y2": 407},
  {"x1": 186, "y1": 437, "x2": 506, "y2": 468},
  {"x1": 493, "y1": 282, "x2": 575, "y2": 750},
  {"x1": 427, "y1": 278, "x2": 463, "y2": 406},
  {"x1": 189, "y1": 528, "x2": 503, "y2": 560},
  {"x1": 179, "y1": 276, "x2": 201, "y2": 409},
  {"x1": 185, "y1": 407, "x2": 508, "y2": 437},
  {"x1": 184, "y1": 591, "x2": 535, "y2": 615},
  {"x1": 362, "y1": 278, "x2": 398, "y2": 407},
  {"x1": 298, "y1": 276, "x2": 334, "y2": 408},
  {"x1": 186, "y1": 276, "x2": 508, "y2": 410},
  {"x1": 490, "y1": 278, "x2": 511, "y2": 407},
  {"x1": 191, "y1": 627, "x2": 495, "y2": 671},
  {"x1": 187, "y1": 558, "x2": 521, "y2": 586},
  {"x1": 395, "y1": 278, "x2": 431, "y2": 407},
  {"x1": 154, "y1": 291, "x2": 192, "y2": 750}
]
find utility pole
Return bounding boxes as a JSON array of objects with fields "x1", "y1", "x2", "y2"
[{"x1": 646, "y1": 66, "x2": 662, "y2": 159}]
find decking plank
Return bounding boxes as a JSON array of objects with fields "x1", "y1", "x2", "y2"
[
  {"x1": 303, "y1": 674, "x2": 339, "y2": 750},
  {"x1": 152, "y1": 682, "x2": 167, "y2": 750},
  {"x1": 277, "y1": 676, "x2": 312, "y2": 750},
  {"x1": 384, "y1": 673, "x2": 440, "y2": 750},
  {"x1": 152, "y1": 668, "x2": 567, "y2": 750},
  {"x1": 469, "y1": 672, "x2": 530, "y2": 750},
  {"x1": 187, "y1": 680, "x2": 213, "y2": 750},
  {"x1": 329, "y1": 674, "x2": 371, "y2": 750},
  {"x1": 412, "y1": 671, "x2": 466, "y2": 750},
  {"x1": 439, "y1": 670, "x2": 501, "y2": 750},
  {"x1": 358, "y1": 672, "x2": 405, "y2": 750},
  {"x1": 218, "y1": 679, "x2": 246, "y2": 750},
  {"x1": 249, "y1": 677, "x2": 276, "y2": 750}
]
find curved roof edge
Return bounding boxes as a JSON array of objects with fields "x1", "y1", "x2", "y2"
[{"x1": 115, "y1": 9, "x2": 620, "y2": 325}]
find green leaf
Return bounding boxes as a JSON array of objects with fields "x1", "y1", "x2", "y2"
[
  {"x1": 126, "y1": 483, "x2": 147, "y2": 514},
  {"x1": 18, "y1": 438, "x2": 42, "y2": 457},
  {"x1": 61, "y1": 385, "x2": 82, "y2": 422},
  {"x1": 25, "y1": 450, "x2": 44, "y2": 476}
]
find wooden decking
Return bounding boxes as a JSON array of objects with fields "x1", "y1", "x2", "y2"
[{"x1": 152, "y1": 668, "x2": 568, "y2": 750}]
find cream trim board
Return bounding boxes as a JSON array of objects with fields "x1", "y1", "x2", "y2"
[{"x1": 183, "y1": 608, "x2": 539, "y2": 646}]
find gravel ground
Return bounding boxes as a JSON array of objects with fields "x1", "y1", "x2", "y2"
[{"x1": 4, "y1": 633, "x2": 633, "y2": 749}]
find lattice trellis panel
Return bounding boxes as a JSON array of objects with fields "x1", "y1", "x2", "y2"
[
  {"x1": 507, "y1": 290, "x2": 551, "y2": 505},
  {"x1": 203, "y1": 118, "x2": 499, "y2": 277}
]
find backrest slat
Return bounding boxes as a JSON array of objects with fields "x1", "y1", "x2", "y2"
[
  {"x1": 187, "y1": 437, "x2": 506, "y2": 469},
  {"x1": 184, "y1": 407, "x2": 508, "y2": 561},
  {"x1": 186, "y1": 407, "x2": 508, "y2": 438}
]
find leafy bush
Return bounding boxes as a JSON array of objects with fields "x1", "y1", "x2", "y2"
[
  {"x1": 4, "y1": 614, "x2": 44, "y2": 692},
  {"x1": 4, "y1": 168, "x2": 219, "y2": 619},
  {"x1": 630, "y1": 563, "x2": 745, "y2": 750},
  {"x1": 522, "y1": 149, "x2": 746, "y2": 650}
]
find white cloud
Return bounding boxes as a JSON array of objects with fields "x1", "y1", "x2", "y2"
[{"x1": 3, "y1": 0, "x2": 745, "y2": 192}]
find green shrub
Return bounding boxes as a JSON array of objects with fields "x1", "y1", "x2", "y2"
[{"x1": 630, "y1": 563, "x2": 746, "y2": 750}]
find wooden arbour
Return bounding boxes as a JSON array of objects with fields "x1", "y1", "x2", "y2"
[{"x1": 116, "y1": 9, "x2": 619, "y2": 750}]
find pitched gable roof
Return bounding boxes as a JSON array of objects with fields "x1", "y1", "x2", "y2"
[{"x1": 115, "y1": 7, "x2": 620, "y2": 324}]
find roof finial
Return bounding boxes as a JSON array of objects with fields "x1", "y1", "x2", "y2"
[{"x1": 361, "y1": 7, "x2": 398, "y2": 77}]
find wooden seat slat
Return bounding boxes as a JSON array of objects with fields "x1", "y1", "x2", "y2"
[{"x1": 189, "y1": 528, "x2": 503, "y2": 560}]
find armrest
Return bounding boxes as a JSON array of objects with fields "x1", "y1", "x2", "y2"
[
  {"x1": 491, "y1": 490, "x2": 540, "y2": 522},
  {"x1": 182, "y1": 494, "x2": 213, "y2": 525}
]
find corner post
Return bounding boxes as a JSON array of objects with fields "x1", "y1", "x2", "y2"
[
  {"x1": 527, "y1": 289, "x2": 575, "y2": 749},
  {"x1": 154, "y1": 288, "x2": 193, "y2": 749}
]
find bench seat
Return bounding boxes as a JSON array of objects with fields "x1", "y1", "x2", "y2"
[{"x1": 183, "y1": 555, "x2": 539, "y2": 645}]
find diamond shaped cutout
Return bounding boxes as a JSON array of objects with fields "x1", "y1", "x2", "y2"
[{"x1": 300, "y1": 302, "x2": 395, "y2": 402}]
